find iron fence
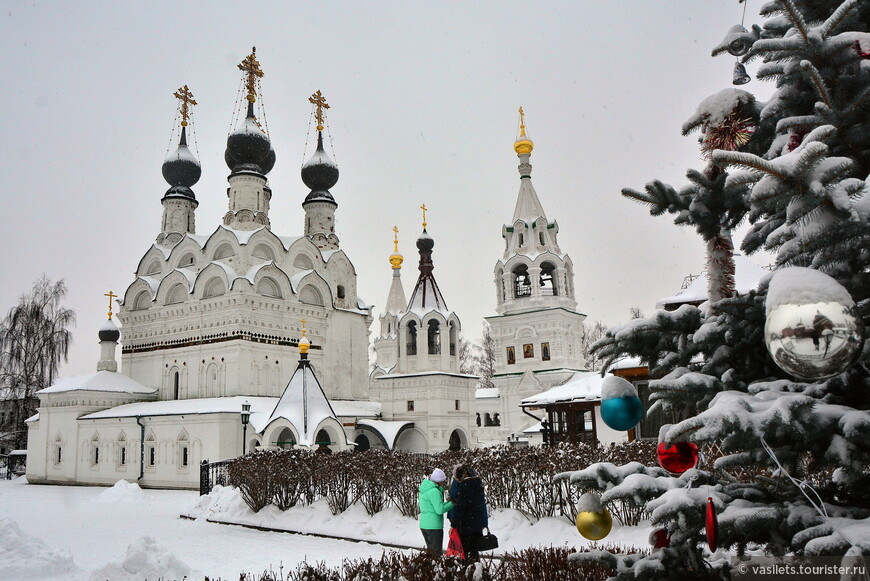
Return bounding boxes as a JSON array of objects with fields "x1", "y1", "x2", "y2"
[{"x1": 200, "y1": 458, "x2": 233, "y2": 495}]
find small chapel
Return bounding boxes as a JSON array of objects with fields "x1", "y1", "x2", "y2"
[{"x1": 25, "y1": 49, "x2": 619, "y2": 489}]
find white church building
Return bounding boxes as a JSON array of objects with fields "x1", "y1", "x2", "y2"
[{"x1": 26, "y1": 50, "x2": 622, "y2": 489}]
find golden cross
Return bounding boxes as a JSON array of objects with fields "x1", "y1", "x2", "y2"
[
  {"x1": 173, "y1": 85, "x2": 197, "y2": 127},
  {"x1": 421, "y1": 204, "x2": 428, "y2": 230},
  {"x1": 238, "y1": 47, "x2": 263, "y2": 103},
  {"x1": 518, "y1": 106, "x2": 527, "y2": 137},
  {"x1": 308, "y1": 90, "x2": 330, "y2": 131},
  {"x1": 393, "y1": 226, "x2": 399, "y2": 252},
  {"x1": 301, "y1": 319, "x2": 307, "y2": 337},
  {"x1": 104, "y1": 290, "x2": 117, "y2": 320}
]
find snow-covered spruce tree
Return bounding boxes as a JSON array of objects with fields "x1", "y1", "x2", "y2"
[{"x1": 571, "y1": 1, "x2": 870, "y2": 578}]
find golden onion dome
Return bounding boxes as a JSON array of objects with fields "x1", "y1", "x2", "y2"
[
  {"x1": 514, "y1": 106, "x2": 533, "y2": 155},
  {"x1": 389, "y1": 252, "x2": 404, "y2": 269}
]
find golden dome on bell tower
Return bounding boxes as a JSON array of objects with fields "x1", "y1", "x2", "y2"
[
  {"x1": 389, "y1": 225, "x2": 404, "y2": 269},
  {"x1": 514, "y1": 106, "x2": 534, "y2": 156}
]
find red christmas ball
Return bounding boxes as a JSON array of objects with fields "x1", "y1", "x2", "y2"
[
  {"x1": 705, "y1": 497, "x2": 718, "y2": 552},
  {"x1": 649, "y1": 527, "x2": 670, "y2": 549},
  {"x1": 656, "y1": 441, "x2": 699, "y2": 474}
]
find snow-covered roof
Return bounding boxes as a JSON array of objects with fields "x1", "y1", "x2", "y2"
[
  {"x1": 475, "y1": 387, "x2": 500, "y2": 399},
  {"x1": 377, "y1": 371, "x2": 478, "y2": 380},
  {"x1": 265, "y1": 362, "x2": 346, "y2": 447},
  {"x1": 356, "y1": 419, "x2": 413, "y2": 450},
  {"x1": 330, "y1": 399, "x2": 381, "y2": 418},
  {"x1": 607, "y1": 356, "x2": 644, "y2": 371},
  {"x1": 289, "y1": 269, "x2": 315, "y2": 293},
  {"x1": 656, "y1": 254, "x2": 768, "y2": 308},
  {"x1": 520, "y1": 371, "x2": 605, "y2": 407},
  {"x1": 79, "y1": 396, "x2": 277, "y2": 429},
  {"x1": 37, "y1": 371, "x2": 156, "y2": 396}
]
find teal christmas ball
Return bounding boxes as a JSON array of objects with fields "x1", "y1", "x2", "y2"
[
  {"x1": 601, "y1": 395, "x2": 643, "y2": 431},
  {"x1": 600, "y1": 376, "x2": 643, "y2": 431}
]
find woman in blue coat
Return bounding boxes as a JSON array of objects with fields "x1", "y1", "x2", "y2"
[{"x1": 447, "y1": 464, "x2": 488, "y2": 561}]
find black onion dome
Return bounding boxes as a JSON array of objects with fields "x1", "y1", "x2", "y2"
[
  {"x1": 301, "y1": 132, "x2": 339, "y2": 198},
  {"x1": 225, "y1": 102, "x2": 274, "y2": 174},
  {"x1": 162, "y1": 127, "x2": 201, "y2": 188},
  {"x1": 98, "y1": 319, "x2": 120, "y2": 343},
  {"x1": 416, "y1": 230, "x2": 434, "y2": 252}
]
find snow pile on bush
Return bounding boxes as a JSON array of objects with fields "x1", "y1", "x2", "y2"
[
  {"x1": 88, "y1": 535, "x2": 199, "y2": 581},
  {"x1": 0, "y1": 518, "x2": 77, "y2": 579},
  {"x1": 93, "y1": 479, "x2": 147, "y2": 504}
]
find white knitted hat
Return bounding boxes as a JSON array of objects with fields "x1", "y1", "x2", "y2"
[{"x1": 430, "y1": 468, "x2": 447, "y2": 483}]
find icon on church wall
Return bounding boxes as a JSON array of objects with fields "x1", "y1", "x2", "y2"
[
  {"x1": 507, "y1": 346, "x2": 516, "y2": 364},
  {"x1": 541, "y1": 342, "x2": 551, "y2": 361},
  {"x1": 523, "y1": 343, "x2": 535, "y2": 358}
]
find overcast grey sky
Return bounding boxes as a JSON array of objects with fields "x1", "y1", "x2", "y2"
[{"x1": 1, "y1": 1, "x2": 775, "y2": 377}]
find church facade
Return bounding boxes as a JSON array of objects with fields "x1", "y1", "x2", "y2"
[{"x1": 26, "y1": 51, "x2": 607, "y2": 489}]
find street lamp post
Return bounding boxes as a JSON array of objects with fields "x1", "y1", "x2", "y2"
[{"x1": 240, "y1": 400, "x2": 251, "y2": 456}]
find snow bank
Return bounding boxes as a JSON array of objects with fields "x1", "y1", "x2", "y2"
[
  {"x1": 0, "y1": 518, "x2": 77, "y2": 579},
  {"x1": 94, "y1": 479, "x2": 147, "y2": 504},
  {"x1": 88, "y1": 535, "x2": 199, "y2": 581}
]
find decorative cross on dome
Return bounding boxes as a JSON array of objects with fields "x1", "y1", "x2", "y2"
[
  {"x1": 393, "y1": 225, "x2": 399, "y2": 252},
  {"x1": 104, "y1": 290, "x2": 117, "y2": 320},
  {"x1": 173, "y1": 85, "x2": 197, "y2": 127},
  {"x1": 421, "y1": 204, "x2": 428, "y2": 230},
  {"x1": 518, "y1": 106, "x2": 528, "y2": 137},
  {"x1": 238, "y1": 47, "x2": 263, "y2": 103},
  {"x1": 308, "y1": 90, "x2": 330, "y2": 131}
]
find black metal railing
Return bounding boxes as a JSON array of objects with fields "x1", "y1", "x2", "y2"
[{"x1": 200, "y1": 458, "x2": 232, "y2": 495}]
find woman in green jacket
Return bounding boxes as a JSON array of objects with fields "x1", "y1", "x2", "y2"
[{"x1": 418, "y1": 468, "x2": 454, "y2": 555}]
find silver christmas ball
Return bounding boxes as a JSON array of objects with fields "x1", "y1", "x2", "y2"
[{"x1": 764, "y1": 268, "x2": 864, "y2": 381}]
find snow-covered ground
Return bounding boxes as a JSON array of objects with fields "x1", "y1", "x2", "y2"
[{"x1": 0, "y1": 476, "x2": 650, "y2": 580}]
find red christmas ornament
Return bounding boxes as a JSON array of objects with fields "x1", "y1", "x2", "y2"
[
  {"x1": 657, "y1": 441, "x2": 699, "y2": 474},
  {"x1": 705, "y1": 497, "x2": 718, "y2": 552},
  {"x1": 649, "y1": 527, "x2": 670, "y2": 549}
]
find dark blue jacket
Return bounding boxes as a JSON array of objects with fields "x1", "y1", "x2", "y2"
[{"x1": 448, "y1": 474, "x2": 488, "y2": 534}]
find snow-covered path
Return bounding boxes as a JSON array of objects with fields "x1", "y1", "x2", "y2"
[{"x1": 0, "y1": 477, "x2": 399, "y2": 580}]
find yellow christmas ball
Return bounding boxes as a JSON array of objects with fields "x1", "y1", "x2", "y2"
[
  {"x1": 575, "y1": 493, "x2": 613, "y2": 541},
  {"x1": 576, "y1": 509, "x2": 613, "y2": 540}
]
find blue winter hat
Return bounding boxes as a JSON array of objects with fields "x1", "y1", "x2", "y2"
[{"x1": 430, "y1": 468, "x2": 447, "y2": 483}]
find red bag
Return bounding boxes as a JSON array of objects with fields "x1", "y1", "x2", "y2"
[{"x1": 446, "y1": 527, "x2": 465, "y2": 558}]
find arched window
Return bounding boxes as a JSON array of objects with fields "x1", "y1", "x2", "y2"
[
  {"x1": 449, "y1": 322, "x2": 457, "y2": 356},
  {"x1": 172, "y1": 371, "x2": 180, "y2": 400},
  {"x1": 54, "y1": 434, "x2": 63, "y2": 464},
  {"x1": 212, "y1": 243, "x2": 234, "y2": 260},
  {"x1": 145, "y1": 260, "x2": 162, "y2": 276},
  {"x1": 206, "y1": 363, "x2": 219, "y2": 397},
  {"x1": 203, "y1": 278, "x2": 226, "y2": 298},
  {"x1": 337, "y1": 285, "x2": 346, "y2": 299},
  {"x1": 178, "y1": 253, "x2": 196, "y2": 267},
  {"x1": 513, "y1": 264, "x2": 531, "y2": 298},
  {"x1": 539, "y1": 231, "x2": 545, "y2": 246},
  {"x1": 540, "y1": 262, "x2": 558, "y2": 296},
  {"x1": 484, "y1": 413, "x2": 492, "y2": 427},
  {"x1": 256, "y1": 277, "x2": 282, "y2": 298},
  {"x1": 117, "y1": 433, "x2": 127, "y2": 467},
  {"x1": 145, "y1": 433, "x2": 156, "y2": 469},
  {"x1": 177, "y1": 431, "x2": 190, "y2": 468},
  {"x1": 518, "y1": 233, "x2": 525, "y2": 247},
  {"x1": 407, "y1": 321, "x2": 418, "y2": 355},
  {"x1": 90, "y1": 433, "x2": 100, "y2": 466},
  {"x1": 293, "y1": 254, "x2": 314, "y2": 270},
  {"x1": 132, "y1": 291, "x2": 151, "y2": 310},
  {"x1": 299, "y1": 285, "x2": 324, "y2": 306},
  {"x1": 166, "y1": 284, "x2": 186, "y2": 305},
  {"x1": 427, "y1": 320, "x2": 441, "y2": 355},
  {"x1": 252, "y1": 244, "x2": 275, "y2": 261}
]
